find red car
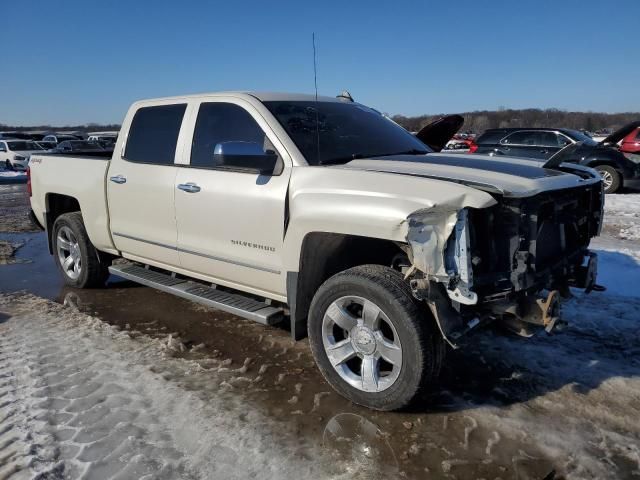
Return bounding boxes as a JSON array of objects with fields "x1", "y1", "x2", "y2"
[{"x1": 620, "y1": 127, "x2": 640, "y2": 154}]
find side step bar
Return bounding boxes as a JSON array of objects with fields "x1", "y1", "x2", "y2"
[{"x1": 108, "y1": 264, "x2": 284, "y2": 326}]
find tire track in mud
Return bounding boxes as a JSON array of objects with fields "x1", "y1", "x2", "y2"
[{"x1": 0, "y1": 294, "x2": 346, "y2": 480}]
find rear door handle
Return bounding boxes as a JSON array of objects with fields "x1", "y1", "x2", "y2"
[
  {"x1": 177, "y1": 182, "x2": 201, "y2": 193},
  {"x1": 110, "y1": 175, "x2": 127, "y2": 184}
]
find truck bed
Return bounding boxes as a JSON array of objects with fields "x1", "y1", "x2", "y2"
[{"x1": 29, "y1": 153, "x2": 116, "y2": 254}]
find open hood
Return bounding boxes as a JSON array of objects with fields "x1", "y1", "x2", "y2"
[
  {"x1": 599, "y1": 120, "x2": 640, "y2": 146},
  {"x1": 544, "y1": 141, "x2": 584, "y2": 168},
  {"x1": 415, "y1": 115, "x2": 464, "y2": 152}
]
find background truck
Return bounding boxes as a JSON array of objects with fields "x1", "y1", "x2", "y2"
[{"x1": 28, "y1": 92, "x2": 604, "y2": 410}]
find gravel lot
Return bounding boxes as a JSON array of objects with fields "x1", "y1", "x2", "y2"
[{"x1": 1, "y1": 184, "x2": 639, "y2": 479}]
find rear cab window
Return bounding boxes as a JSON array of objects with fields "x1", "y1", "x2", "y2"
[{"x1": 124, "y1": 104, "x2": 187, "y2": 165}]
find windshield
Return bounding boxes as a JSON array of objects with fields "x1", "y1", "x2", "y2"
[
  {"x1": 264, "y1": 101, "x2": 431, "y2": 165},
  {"x1": 566, "y1": 130, "x2": 597, "y2": 145},
  {"x1": 7, "y1": 141, "x2": 44, "y2": 151}
]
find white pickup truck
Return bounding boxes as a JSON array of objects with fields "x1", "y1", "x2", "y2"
[{"x1": 28, "y1": 92, "x2": 604, "y2": 410}]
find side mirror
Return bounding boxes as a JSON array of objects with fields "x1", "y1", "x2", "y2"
[{"x1": 213, "y1": 141, "x2": 278, "y2": 174}]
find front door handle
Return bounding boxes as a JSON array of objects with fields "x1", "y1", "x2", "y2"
[
  {"x1": 177, "y1": 182, "x2": 201, "y2": 193},
  {"x1": 540, "y1": 149, "x2": 549, "y2": 154},
  {"x1": 110, "y1": 175, "x2": 127, "y2": 184}
]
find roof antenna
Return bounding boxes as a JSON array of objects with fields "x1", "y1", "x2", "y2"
[{"x1": 312, "y1": 33, "x2": 321, "y2": 163}]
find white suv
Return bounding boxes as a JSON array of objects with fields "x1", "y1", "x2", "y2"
[{"x1": 0, "y1": 140, "x2": 46, "y2": 170}]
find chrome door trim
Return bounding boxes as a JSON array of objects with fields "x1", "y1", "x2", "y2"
[
  {"x1": 178, "y1": 246, "x2": 281, "y2": 274},
  {"x1": 112, "y1": 232, "x2": 280, "y2": 274},
  {"x1": 113, "y1": 231, "x2": 176, "y2": 250}
]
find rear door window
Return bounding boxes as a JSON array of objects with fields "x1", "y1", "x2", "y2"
[
  {"x1": 536, "y1": 132, "x2": 562, "y2": 147},
  {"x1": 502, "y1": 131, "x2": 538, "y2": 146},
  {"x1": 475, "y1": 130, "x2": 508, "y2": 145},
  {"x1": 556, "y1": 133, "x2": 572, "y2": 147},
  {"x1": 124, "y1": 104, "x2": 186, "y2": 165}
]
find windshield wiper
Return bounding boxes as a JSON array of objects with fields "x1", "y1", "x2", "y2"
[
  {"x1": 320, "y1": 153, "x2": 367, "y2": 165},
  {"x1": 320, "y1": 148, "x2": 429, "y2": 166},
  {"x1": 373, "y1": 149, "x2": 429, "y2": 157}
]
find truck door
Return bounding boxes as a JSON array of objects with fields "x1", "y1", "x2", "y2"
[
  {"x1": 107, "y1": 102, "x2": 189, "y2": 267},
  {"x1": 174, "y1": 99, "x2": 291, "y2": 298}
]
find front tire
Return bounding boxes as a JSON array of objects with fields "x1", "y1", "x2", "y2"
[
  {"x1": 52, "y1": 212, "x2": 111, "y2": 288},
  {"x1": 308, "y1": 265, "x2": 445, "y2": 411},
  {"x1": 595, "y1": 165, "x2": 621, "y2": 193}
]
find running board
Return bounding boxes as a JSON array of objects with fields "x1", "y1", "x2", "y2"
[{"x1": 108, "y1": 264, "x2": 284, "y2": 325}]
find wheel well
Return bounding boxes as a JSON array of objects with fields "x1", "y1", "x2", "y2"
[
  {"x1": 45, "y1": 194, "x2": 81, "y2": 254},
  {"x1": 586, "y1": 160, "x2": 622, "y2": 173},
  {"x1": 288, "y1": 232, "x2": 407, "y2": 340}
]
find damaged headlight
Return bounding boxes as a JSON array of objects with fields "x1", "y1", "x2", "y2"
[
  {"x1": 406, "y1": 207, "x2": 478, "y2": 305},
  {"x1": 443, "y1": 209, "x2": 478, "y2": 305}
]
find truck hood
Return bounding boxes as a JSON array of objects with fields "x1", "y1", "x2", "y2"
[{"x1": 335, "y1": 153, "x2": 600, "y2": 197}]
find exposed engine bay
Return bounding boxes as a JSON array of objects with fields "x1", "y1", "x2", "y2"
[{"x1": 405, "y1": 179, "x2": 604, "y2": 346}]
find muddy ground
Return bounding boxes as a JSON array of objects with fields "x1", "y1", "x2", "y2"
[{"x1": 1, "y1": 184, "x2": 640, "y2": 479}]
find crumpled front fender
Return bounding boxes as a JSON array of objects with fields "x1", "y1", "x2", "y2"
[{"x1": 406, "y1": 207, "x2": 478, "y2": 305}]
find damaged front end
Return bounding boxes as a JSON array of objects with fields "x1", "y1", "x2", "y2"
[{"x1": 405, "y1": 182, "x2": 604, "y2": 347}]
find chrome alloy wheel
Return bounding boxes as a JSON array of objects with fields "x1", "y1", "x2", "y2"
[
  {"x1": 56, "y1": 226, "x2": 82, "y2": 280},
  {"x1": 322, "y1": 296, "x2": 402, "y2": 393},
  {"x1": 598, "y1": 169, "x2": 613, "y2": 191}
]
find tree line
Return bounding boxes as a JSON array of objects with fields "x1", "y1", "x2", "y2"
[
  {"x1": 392, "y1": 108, "x2": 640, "y2": 134},
  {"x1": 3, "y1": 108, "x2": 639, "y2": 136}
]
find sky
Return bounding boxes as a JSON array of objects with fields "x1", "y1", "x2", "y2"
[{"x1": 2, "y1": 0, "x2": 639, "y2": 126}]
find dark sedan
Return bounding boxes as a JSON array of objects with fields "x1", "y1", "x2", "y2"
[
  {"x1": 472, "y1": 124, "x2": 640, "y2": 193},
  {"x1": 49, "y1": 140, "x2": 113, "y2": 156}
]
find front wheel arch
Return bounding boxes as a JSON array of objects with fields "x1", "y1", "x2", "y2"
[
  {"x1": 587, "y1": 162, "x2": 622, "y2": 193},
  {"x1": 307, "y1": 264, "x2": 445, "y2": 410}
]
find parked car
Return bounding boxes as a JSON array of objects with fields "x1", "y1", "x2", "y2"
[
  {"x1": 0, "y1": 139, "x2": 46, "y2": 170},
  {"x1": 88, "y1": 136, "x2": 117, "y2": 149},
  {"x1": 28, "y1": 92, "x2": 603, "y2": 411},
  {"x1": 51, "y1": 140, "x2": 108, "y2": 154},
  {"x1": 472, "y1": 124, "x2": 640, "y2": 193},
  {"x1": 41, "y1": 134, "x2": 83, "y2": 146},
  {"x1": 620, "y1": 126, "x2": 640, "y2": 155},
  {"x1": 0, "y1": 132, "x2": 34, "y2": 140},
  {"x1": 87, "y1": 131, "x2": 119, "y2": 142}
]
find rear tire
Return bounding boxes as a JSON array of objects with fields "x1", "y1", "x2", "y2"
[
  {"x1": 595, "y1": 165, "x2": 621, "y2": 193},
  {"x1": 308, "y1": 265, "x2": 445, "y2": 411},
  {"x1": 52, "y1": 212, "x2": 111, "y2": 288}
]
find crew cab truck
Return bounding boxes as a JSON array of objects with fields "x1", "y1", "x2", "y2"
[{"x1": 28, "y1": 92, "x2": 603, "y2": 411}]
